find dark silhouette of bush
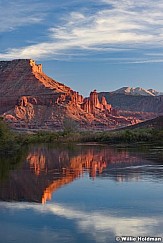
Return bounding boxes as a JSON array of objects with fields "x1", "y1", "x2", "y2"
[{"x1": 0, "y1": 118, "x2": 20, "y2": 154}]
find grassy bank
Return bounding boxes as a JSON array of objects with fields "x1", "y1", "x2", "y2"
[
  {"x1": 0, "y1": 118, "x2": 22, "y2": 154},
  {"x1": 0, "y1": 118, "x2": 163, "y2": 155},
  {"x1": 21, "y1": 128, "x2": 163, "y2": 145}
]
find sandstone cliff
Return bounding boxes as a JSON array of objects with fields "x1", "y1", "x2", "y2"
[{"x1": 0, "y1": 59, "x2": 142, "y2": 130}]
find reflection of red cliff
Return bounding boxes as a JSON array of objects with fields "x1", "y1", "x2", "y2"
[
  {"x1": 27, "y1": 153, "x2": 47, "y2": 176},
  {"x1": 70, "y1": 152, "x2": 107, "y2": 179},
  {"x1": 0, "y1": 146, "x2": 145, "y2": 204},
  {"x1": 42, "y1": 171, "x2": 80, "y2": 204},
  {"x1": 26, "y1": 147, "x2": 141, "y2": 203},
  {"x1": 26, "y1": 149, "x2": 108, "y2": 203}
]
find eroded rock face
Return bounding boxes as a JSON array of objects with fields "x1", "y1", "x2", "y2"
[
  {"x1": 81, "y1": 90, "x2": 112, "y2": 115},
  {"x1": 0, "y1": 59, "x2": 145, "y2": 130},
  {"x1": 0, "y1": 59, "x2": 71, "y2": 97},
  {"x1": 81, "y1": 98, "x2": 91, "y2": 113},
  {"x1": 14, "y1": 98, "x2": 35, "y2": 121}
]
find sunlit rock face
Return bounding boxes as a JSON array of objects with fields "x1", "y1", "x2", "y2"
[
  {"x1": 0, "y1": 59, "x2": 143, "y2": 130},
  {"x1": 81, "y1": 90, "x2": 112, "y2": 114}
]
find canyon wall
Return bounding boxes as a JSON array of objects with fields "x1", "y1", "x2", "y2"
[{"x1": 0, "y1": 59, "x2": 148, "y2": 130}]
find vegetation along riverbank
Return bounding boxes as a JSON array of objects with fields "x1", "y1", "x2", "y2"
[{"x1": 0, "y1": 117, "x2": 163, "y2": 155}]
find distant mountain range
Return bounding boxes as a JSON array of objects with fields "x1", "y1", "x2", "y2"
[
  {"x1": 112, "y1": 87, "x2": 163, "y2": 96},
  {"x1": 98, "y1": 87, "x2": 163, "y2": 114}
]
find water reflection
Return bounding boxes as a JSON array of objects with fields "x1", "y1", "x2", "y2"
[
  {"x1": 0, "y1": 148, "x2": 27, "y2": 181},
  {"x1": 1, "y1": 201, "x2": 162, "y2": 239},
  {"x1": 0, "y1": 144, "x2": 162, "y2": 204},
  {"x1": 0, "y1": 144, "x2": 163, "y2": 243}
]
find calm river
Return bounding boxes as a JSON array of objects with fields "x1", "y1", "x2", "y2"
[{"x1": 0, "y1": 144, "x2": 163, "y2": 243}]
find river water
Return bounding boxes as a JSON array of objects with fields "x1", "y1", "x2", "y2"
[{"x1": 0, "y1": 143, "x2": 163, "y2": 243}]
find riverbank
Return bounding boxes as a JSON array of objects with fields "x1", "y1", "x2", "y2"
[
  {"x1": 0, "y1": 118, "x2": 163, "y2": 154},
  {"x1": 22, "y1": 128, "x2": 163, "y2": 145}
]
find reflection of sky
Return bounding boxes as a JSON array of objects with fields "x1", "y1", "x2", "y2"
[
  {"x1": 1, "y1": 144, "x2": 163, "y2": 204},
  {"x1": 1, "y1": 145, "x2": 163, "y2": 242},
  {"x1": 0, "y1": 201, "x2": 163, "y2": 243},
  {"x1": 1, "y1": 171, "x2": 163, "y2": 243}
]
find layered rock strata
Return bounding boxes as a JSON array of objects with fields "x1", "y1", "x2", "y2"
[{"x1": 0, "y1": 59, "x2": 140, "y2": 129}]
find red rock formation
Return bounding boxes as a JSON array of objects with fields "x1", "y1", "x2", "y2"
[
  {"x1": 0, "y1": 59, "x2": 71, "y2": 97},
  {"x1": 30, "y1": 59, "x2": 42, "y2": 73},
  {"x1": 101, "y1": 96, "x2": 107, "y2": 106},
  {"x1": 90, "y1": 90, "x2": 101, "y2": 111},
  {"x1": 81, "y1": 90, "x2": 112, "y2": 115},
  {"x1": 81, "y1": 98, "x2": 91, "y2": 113},
  {"x1": 0, "y1": 59, "x2": 142, "y2": 130}
]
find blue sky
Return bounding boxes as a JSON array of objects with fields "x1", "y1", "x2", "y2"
[{"x1": 0, "y1": 0, "x2": 163, "y2": 96}]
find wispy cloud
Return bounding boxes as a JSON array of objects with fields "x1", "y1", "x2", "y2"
[
  {"x1": 0, "y1": 0, "x2": 48, "y2": 32},
  {"x1": 122, "y1": 59, "x2": 163, "y2": 64},
  {"x1": 1, "y1": 0, "x2": 163, "y2": 62}
]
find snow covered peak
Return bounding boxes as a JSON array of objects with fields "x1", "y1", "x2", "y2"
[
  {"x1": 147, "y1": 89, "x2": 163, "y2": 96},
  {"x1": 113, "y1": 87, "x2": 163, "y2": 96}
]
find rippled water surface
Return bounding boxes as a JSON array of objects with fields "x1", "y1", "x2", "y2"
[{"x1": 0, "y1": 144, "x2": 163, "y2": 243}]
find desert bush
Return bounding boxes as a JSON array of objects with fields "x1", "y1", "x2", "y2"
[{"x1": 63, "y1": 118, "x2": 79, "y2": 135}]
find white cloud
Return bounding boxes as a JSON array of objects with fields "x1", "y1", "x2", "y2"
[
  {"x1": 1, "y1": 0, "x2": 163, "y2": 61},
  {"x1": 1, "y1": 201, "x2": 162, "y2": 242}
]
